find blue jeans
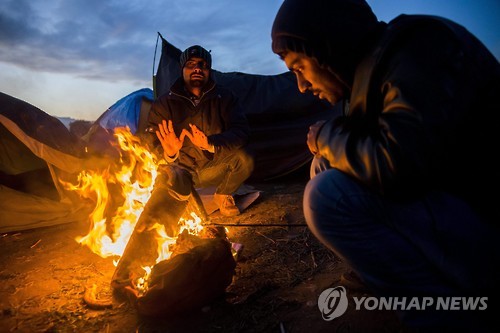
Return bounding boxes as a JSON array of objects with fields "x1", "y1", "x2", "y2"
[{"x1": 304, "y1": 157, "x2": 499, "y2": 330}]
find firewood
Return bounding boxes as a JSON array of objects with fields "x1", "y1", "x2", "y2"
[{"x1": 136, "y1": 235, "x2": 236, "y2": 317}]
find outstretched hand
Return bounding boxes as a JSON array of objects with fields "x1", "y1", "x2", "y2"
[
  {"x1": 156, "y1": 120, "x2": 187, "y2": 158},
  {"x1": 184, "y1": 123, "x2": 210, "y2": 150},
  {"x1": 307, "y1": 120, "x2": 326, "y2": 155}
]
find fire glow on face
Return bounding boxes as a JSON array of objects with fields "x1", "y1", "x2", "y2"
[{"x1": 63, "y1": 127, "x2": 204, "y2": 291}]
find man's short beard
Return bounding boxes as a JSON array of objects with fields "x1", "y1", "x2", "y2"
[{"x1": 189, "y1": 79, "x2": 204, "y2": 87}]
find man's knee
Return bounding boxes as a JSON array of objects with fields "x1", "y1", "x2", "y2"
[
  {"x1": 304, "y1": 169, "x2": 368, "y2": 230},
  {"x1": 156, "y1": 164, "x2": 193, "y2": 198},
  {"x1": 233, "y1": 148, "x2": 255, "y2": 178},
  {"x1": 305, "y1": 169, "x2": 347, "y2": 208}
]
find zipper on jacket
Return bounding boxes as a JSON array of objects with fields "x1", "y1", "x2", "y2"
[
  {"x1": 169, "y1": 83, "x2": 216, "y2": 108},
  {"x1": 169, "y1": 83, "x2": 216, "y2": 133}
]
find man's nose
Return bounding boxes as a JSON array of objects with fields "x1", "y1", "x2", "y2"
[{"x1": 297, "y1": 76, "x2": 311, "y2": 93}]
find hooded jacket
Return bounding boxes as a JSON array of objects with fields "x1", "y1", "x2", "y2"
[
  {"x1": 146, "y1": 76, "x2": 250, "y2": 171},
  {"x1": 272, "y1": 0, "x2": 500, "y2": 220}
]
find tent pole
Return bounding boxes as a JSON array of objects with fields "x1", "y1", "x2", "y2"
[{"x1": 152, "y1": 32, "x2": 162, "y2": 99}]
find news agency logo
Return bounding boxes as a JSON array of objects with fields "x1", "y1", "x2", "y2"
[
  {"x1": 318, "y1": 286, "x2": 488, "y2": 321},
  {"x1": 317, "y1": 286, "x2": 349, "y2": 321}
]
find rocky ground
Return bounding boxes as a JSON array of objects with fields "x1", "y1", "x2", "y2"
[{"x1": 0, "y1": 170, "x2": 414, "y2": 333}]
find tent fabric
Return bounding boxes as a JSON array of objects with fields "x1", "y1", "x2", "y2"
[
  {"x1": 95, "y1": 88, "x2": 154, "y2": 134},
  {"x1": 0, "y1": 93, "x2": 85, "y2": 159},
  {"x1": 0, "y1": 34, "x2": 338, "y2": 232},
  {"x1": 1, "y1": 120, "x2": 47, "y2": 175},
  {"x1": 0, "y1": 185, "x2": 88, "y2": 233},
  {"x1": 154, "y1": 35, "x2": 337, "y2": 180},
  {"x1": 0, "y1": 92, "x2": 90, "y2": 233},
  {"x1": 0, "y1": 113, "x2": 85, "y2": 175}
]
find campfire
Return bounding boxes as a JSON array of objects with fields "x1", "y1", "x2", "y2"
[{"x1": 63, "y1": 127, "x2": 236, "y2": 317}]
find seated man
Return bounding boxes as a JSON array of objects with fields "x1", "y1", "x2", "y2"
[
  {"x1": 112, "y1": 45, "x2": 254, "y2": 286},
  {"x1": 142, "y1": 45, "x2": 254, "y2": 232}
]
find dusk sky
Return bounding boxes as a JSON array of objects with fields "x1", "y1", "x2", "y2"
[{"x1": 1, "y1": 0, "x2": 499, "y2": 121}]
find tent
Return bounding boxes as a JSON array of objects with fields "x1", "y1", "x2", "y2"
[
  {"x1": 1, "y1": 35, "x2": 337, "y2": 232},
  {"x1": 95, "y1": 88, "x2": 153, "y2": 135},
  {"x1": 0, "y1": 92, "x2": 91, "y2": 232},
  {"x1": 154, "y1": 35, "x2": 336, "y2": 180},
  {"x1": 96, "y1": 35, "x2": 336, "y2": 181}
]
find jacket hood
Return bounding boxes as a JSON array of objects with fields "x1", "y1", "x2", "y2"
[{"x1": 271, "y1": 0, "x2": 384, "y2": 88}]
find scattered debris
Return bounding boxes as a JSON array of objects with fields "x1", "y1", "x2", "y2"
[
  {"x1": 83, "y1": 284, "x2": 113, "y2": 310},
  {"x1": 30, "y1": 239, "x2": 41, "y2": 249}
]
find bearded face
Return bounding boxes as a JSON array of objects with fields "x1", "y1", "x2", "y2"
[{"x1": 182, "y1": 57, "x2": 210, "y2": 92}]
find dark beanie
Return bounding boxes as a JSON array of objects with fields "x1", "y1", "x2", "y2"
[
  {"x1": 271, "y1": 0, "x2": 382, "y2": 88},
  {"x1": 179, "y1": 45, "x2": 212, "y2": 69}
]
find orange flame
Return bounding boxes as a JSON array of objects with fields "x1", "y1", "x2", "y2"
[{"x1": 63, "y1": 127, "x2": 204, "y2": 278}]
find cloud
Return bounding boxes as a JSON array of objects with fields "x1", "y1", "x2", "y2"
[
  {"x1": 0, "y1": 0, "x2": 162, "y2": 82},
  {"x1": 0, "y1": 0, "x2": 286, "y2": 119},
  {"x1": 2, "y1": 0, "x2": 498, "y2": 120},
  {"x1": 0, "y1": 0, "x2": 285, "y2": 85}
]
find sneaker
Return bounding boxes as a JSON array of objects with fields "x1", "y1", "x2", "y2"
[{"x1": 213, "y1": 194, "x2": 240, "y2": 216}]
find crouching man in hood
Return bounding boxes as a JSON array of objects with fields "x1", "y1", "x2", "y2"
[{"x1": 271, "y1": 0, "x2": 500, "y2": 330}]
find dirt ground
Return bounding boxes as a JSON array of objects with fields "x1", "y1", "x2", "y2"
[{"x1": 0, "y1": 170, "x2": 415, "y2": 333}]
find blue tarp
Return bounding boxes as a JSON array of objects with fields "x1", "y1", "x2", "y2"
[{"x1": 95, "y1": 88, "x2": 153, "y2": 134}]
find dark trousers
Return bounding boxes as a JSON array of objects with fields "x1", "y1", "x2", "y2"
[
  {"x1": 154, "y1": 147, "x2": 254, "y2": 199},
  {"x1": 141, "y1": 147, "x2": 253, "y2": 236},
  {"x1": 193, "y1": 147, "x2": 254, "y2": 195},
  {"x1": 304, "y1": 157, "x2": 499, "y2": 331}
]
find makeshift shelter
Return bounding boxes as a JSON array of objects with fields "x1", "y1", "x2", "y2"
[
  {"x1": 1, "y1": 35, "x2": 337, "y2": 232},
  {"x1": 0, "y1": 92, "x2": 91, "y2": 233},
  {"x1": 155, "y1": 35, "x2": 338, "y2": 180},
  {"x1": 96, "y1": 35, "x2": 336, "y2": 181}
]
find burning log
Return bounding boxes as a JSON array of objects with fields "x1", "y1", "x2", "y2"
[
  {"x1": 111, "y1": 227, "x2": 159, "y2": 289},
  {"x1": 110, "y1": 174, "x2": 236, "y2": 317},
  {"x1": 110, "y1": 182, "x2": 210, "y2": 285},
  {"x1": 135, "y1": 229, "x2": 236, "y2": 317},
  {"x1": 111, "y1": 184, "x2": 188, "y2": 288},
  {"x1": 69, "y1": 127, "x2": 236, "y2": 316}
]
